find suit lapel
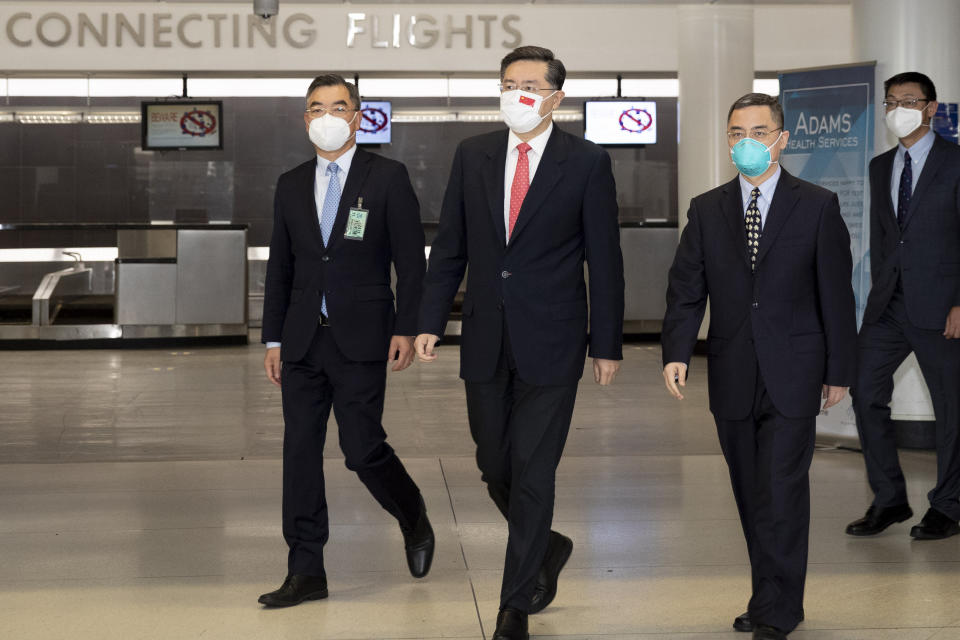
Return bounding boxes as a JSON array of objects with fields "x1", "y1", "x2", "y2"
[
  {"x1": 303, "y1": 158, "x2": 326, "y2": 247},
  {"x1": 719, "y1": 176, "x2": 750, "y2": 269},
  {"x1": 756, "y1": 170, "x2": 801, "y2": 265},
  {"x1": 326, "y1": 147, "x2": 372, "y2": 251},
  {"x1": 508, "y1": 127, "x2": 566, "y2": 246},
  {"x1": 480, "y1": 133, "x2": 508, "y2": 247},
  {"x1": 903, "y1": 135, "x2": 946, "y2": 231},
  {"x1": 875, "y1": 148, "x2": 899, "y2": 236}
]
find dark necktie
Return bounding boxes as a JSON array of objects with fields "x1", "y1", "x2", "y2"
[
  {"x1": 897, "y1": 150, "x2": 912, "y2": 228},
  {"x1": 745, "y1": 187, "x2": 761, "y2": 271}
]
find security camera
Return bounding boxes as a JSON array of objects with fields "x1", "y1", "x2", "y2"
[{"x1": 253, "y1": 0, "x2": 278, "y2": 19}]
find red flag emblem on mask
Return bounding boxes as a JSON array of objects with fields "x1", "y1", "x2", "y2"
[{"x1": 519, "y1": 96, "x2": 536, "y2": 107}]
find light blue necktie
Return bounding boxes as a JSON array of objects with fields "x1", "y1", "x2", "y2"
[{"x1": 319, "y1": 162, "x2": 341, "y2": 316}]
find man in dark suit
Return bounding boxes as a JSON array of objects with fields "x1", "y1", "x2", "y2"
[
  {"x1": 846, "y1": 72, "x2": 960, "y2": 541},
  {"x1": 259, "y1": 74, "x2": 434, "y2": 607},
  {"x1": 662, "y1": 93, "x2": 857, "y2": 640},
  {"x1": 415, "y1": 46, "x2": 624, "y2": 640}
]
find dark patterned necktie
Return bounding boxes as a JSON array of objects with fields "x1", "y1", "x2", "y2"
[
  {"x1": 897, "y1": 150, "x2": 912, "y2": 228},
  {"x1": 745, "y1": 187, "x2": 761, "y2": 271}
]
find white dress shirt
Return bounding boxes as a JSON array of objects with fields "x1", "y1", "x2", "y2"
[
  {"x1": 503, "y1": 123, "x2": 553, "y2": 243},
  {"x1": 315, "y1": 145, "x2": 357, "y2": 227},
  {"x1": 266, "y1": 146, "x2": 358, "y2": 350},
  {"x1": 739, "y1": 165, "x2": 782, "y2": 228},
  {"x1": 890, "y1": 128, "x2": 935, "y2": 217}
]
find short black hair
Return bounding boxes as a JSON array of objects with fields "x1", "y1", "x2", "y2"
[
  {"x1": 499, "y1": 46, "x2": 566, "y2": 90},
  {"x1": 884, "y1": 71, "x2": 937, "y2": 102},
  {"x1": 305, "y1": 74, "x2": 361, "y2": 110},
  {"x1": 727, "y1": 92, "x2": 784, "y2": 129}
]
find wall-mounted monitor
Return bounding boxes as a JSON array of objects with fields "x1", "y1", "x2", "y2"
[
  {"x1": 584, "y1": 100, "x2": 657, "y2": 146},
  {"x1": 356, "y1": 100, "x2": 391, "y2": 145},
  {"x1": 141, "y1": 101, "x2": 224, "y2": 150}
]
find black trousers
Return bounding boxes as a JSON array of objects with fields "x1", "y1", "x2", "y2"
[
  {"x1": 852, "y1": 291, "x2": 960, "y2": 520},
  {"x1": 715, "y1": 361, "x2": 815, "y2": 635},
  {"x1": 464, "y1": 323, "x2": 578, "y2": 612},
  {"x1": 280, "y1": 325, "x2": 422, "y2": 576}
]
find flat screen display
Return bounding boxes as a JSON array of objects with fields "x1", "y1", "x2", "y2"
[
  {"x1": 584, "y1": 100, "x2": 657, "y2": 146},
  {"x1": 141, "y1": 101, "x2": 223, "y2": 150},
  {"x1": 356, "y1": 101, "x2": 391, "y2": 145}
]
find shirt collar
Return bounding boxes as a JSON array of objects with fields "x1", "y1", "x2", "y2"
[
  {"x1": 739, "y1": 165, "x2": 782, "y2": 205},
  {"x1": 508, "y1": 122, "x2": 553, "y2": 156},
  {"x1": 897, "y1": 128, "x2": 935, "y2": 161},
  {"x1": 316, "y1": 144, "x2": 358, "y2": 177}
]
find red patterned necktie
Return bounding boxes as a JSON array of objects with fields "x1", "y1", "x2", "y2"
[{"x1": 508, "y1": 142, "x2": 532, "y2": 239}]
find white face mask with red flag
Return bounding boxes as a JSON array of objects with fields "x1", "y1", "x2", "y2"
[{"x1": 500, "y1": 89, "x2": 557, "y2": 134}]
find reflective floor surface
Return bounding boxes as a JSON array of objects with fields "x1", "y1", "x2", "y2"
[{"x1": 1, "y1": 335, "x2": 959, "y2": 639}]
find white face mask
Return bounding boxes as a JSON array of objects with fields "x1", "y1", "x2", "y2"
[
  {"x1": 885, "y1": 106, "x2": 928, "y2": 139},
  {"x1": 500, "y1": 90, "x2": 557, "y2": 134},
  {"x1": 308, "y1": 113, "x2": 356, "y2": 152}
]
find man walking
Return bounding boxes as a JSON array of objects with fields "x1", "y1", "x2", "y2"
[
  {"x1": 662, "y1": 93, "x2": 857, "y2": 639},
  {"x1": 415, "y1": 46, "x2": 624, "y2": 640},
  {"x1": 846, "y1": 72, "x2": 960, "y2": 541},
  {"x1": 259, "y1": 74, "x2": 434, "y2": 607}
]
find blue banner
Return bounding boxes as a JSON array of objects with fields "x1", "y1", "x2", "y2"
[
  {"x1": 778, "y1": 63, "x2": 875, "y2": 327},
  {"x1": 934, "y1": 102, "x2": 958, "y2": 143}
]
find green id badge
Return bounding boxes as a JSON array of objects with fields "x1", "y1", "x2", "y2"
[{"x1": 345, "y1": 198, "x2": 368, "y2": 241}]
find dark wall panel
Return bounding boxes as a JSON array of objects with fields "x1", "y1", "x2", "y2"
[{"x1": 0, "y1": 96, "x2": 679, "y2": 248}]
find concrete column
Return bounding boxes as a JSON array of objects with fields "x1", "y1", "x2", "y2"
[
  {"x1": 852, "y1": 0, "x2": 960, "y2": 433},
  {"x1": 677, "y1": 6, "x2": 753, "y2": 338},
  {"x1": 677, "y1": 5, "x2": 754, "y2": 231}
]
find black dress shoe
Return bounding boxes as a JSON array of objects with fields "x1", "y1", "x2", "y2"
[
  {"x1": 529, "y1": 531, "x2": 573, "y2": 614},
  {"x1": 402, "y1": 497, "x2": 435, "y2": 578},
  {"x1": 492, "y1": 607, "x2": 529, "y2": 640},
  {"x1": 735, "y1": 611, "x2": 803, "y2": 632},
  {"x1": 733, "y1": 611, "x2": 753, "y2": 632},
  {"x1": 845, "y1": 504, "x2": 913, "y2": 536},
  {"x1": 258, "y1": 574, "x2": 328, "y2": 607},
  {"x1": 910, "y1": 507, "x2": 960, "y2": 540},
  {"x1": 753, "y1": 624, "x2": 787, "y2": 640}
]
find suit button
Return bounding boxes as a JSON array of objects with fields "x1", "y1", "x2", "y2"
[
  {"x1": 501, "y1": 270, "x2": 511, "y2": 279},
  {"x1": 321, "y1": 255, "x2": 331, "y2": 262},
  {"x1": 497, "y1": 301, "x2": 504, "y2": 310},
  {"x1": 752, "y1": 302, "x2": 759, "y2": 309}
]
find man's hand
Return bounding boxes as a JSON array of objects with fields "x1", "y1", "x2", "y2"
[
  {"x1": 264, "y1": 347, "x2": 282, "y2": 387},
  {"x1": 663, "y1": 362, "x2": 688, "y2": 400},
  {"x1": 593, "y1": 358, "x2": 620, "y2": 385},
  {"x1": 822, "y1": 384, "x2": 847, "y2": 410},
  {"x1": 414, "y1": 333, "x2": 440, "y2": 362},
  {"x1": 944, "y1": 306, "x2": 960, "y2": 339},
  {"x1": 388, "y1": 335, "x2": 415, "y2": 372}
]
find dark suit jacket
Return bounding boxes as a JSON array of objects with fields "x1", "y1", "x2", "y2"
[
  {"x1": 662, "y1": 170, "x2": 857, "y2": 419},
  {"x1": 418, "y1": 126, "x2": 624, "y2": 386},
  {"x1": 863, "y1": 133, "x2": 960, "y2": 329},
  {"x1": 262, "y1": 147, "x2": 425, "y2": 363}
]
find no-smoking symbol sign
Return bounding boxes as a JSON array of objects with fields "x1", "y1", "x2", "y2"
[
  {"x1": 618, "y1": 108, "x2": 653, "y2": 134},
  {"x1": 359, "y1": 106, "x2": 389, "y2": 134},
  {"x1": 180, "y1": 109, "x2": 217, "y2": 137}
]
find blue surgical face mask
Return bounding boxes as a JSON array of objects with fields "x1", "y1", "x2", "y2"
[{"x1": 730, "y1": 131, "x2": 783, "y2": 177}]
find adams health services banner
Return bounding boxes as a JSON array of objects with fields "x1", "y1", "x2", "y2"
[{"x1": 778, "y1": 62, "x2": 875, "y2": 442}]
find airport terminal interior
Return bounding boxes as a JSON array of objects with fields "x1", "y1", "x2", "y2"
[{"x1": 2, "y1": 0, "x2": 960, "y2": 638}]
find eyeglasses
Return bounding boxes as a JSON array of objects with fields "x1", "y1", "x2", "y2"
[
  {"x1": 498, "y1": 83, "x2": 558, "y2": 94},
  {"x1": 882, "y1": 98, "x2": 929, "y2": 109},
  {"x1": 304, "y1": 106, "x2": 359, "y2": 119},
  {"x1": 726, "y1": 127, "x2": 782, "y2": 143}
]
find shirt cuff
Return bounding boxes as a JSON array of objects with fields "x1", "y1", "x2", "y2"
[{"x1": 266, "y1": 342, "x2": 281, "y2": 349}]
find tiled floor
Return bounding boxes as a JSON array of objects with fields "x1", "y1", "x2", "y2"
[{"x1": 1, "y1": 335, "x2": 959, "y2": 639}]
